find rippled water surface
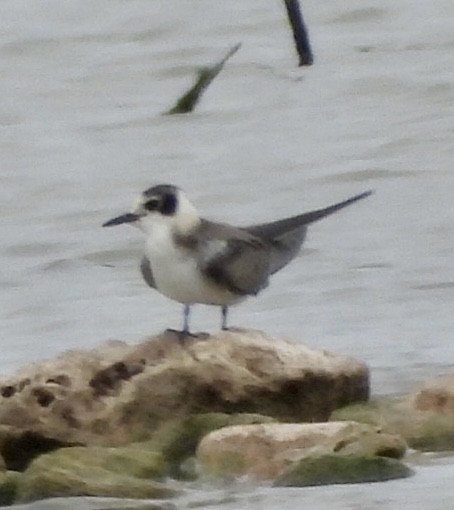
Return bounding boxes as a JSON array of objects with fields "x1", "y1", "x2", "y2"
[{"x1": 1, "y1": 0, "x2": 454, "y2": 508}]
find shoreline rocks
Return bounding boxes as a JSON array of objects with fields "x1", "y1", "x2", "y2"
[
  {"x1": 332, "y1": 382, "x2": 454, "y2": 453},
  {"x1": 5, "y1": 328, "x2": 454, "y2": 504},
  {"x1": 0, "y1": 328, "x2": 369, "y2": 455}
]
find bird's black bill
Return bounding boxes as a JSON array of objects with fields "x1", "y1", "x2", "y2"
[{"x1": 102, "y1": 213, "x2": 139, "y2": 227}]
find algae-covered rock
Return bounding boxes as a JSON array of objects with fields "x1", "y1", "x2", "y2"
[
  {"x1": 16, "y1": 446, "x2": 177, "y2": 503},
  {"x1": 146, "y1": 412, "x2": 275, "y2": 479},
  {"x1": 274, "y1": 454, "x2": 413, "y2": 487},
  {"x1": 196, "y1": 421, "x2": 405, "y2": 480},
  {"x1": 331, "y1": 396, "x2": 454, "y2": 452},
  {"x1": 0, "y1": 470, "x2": 21, "y2": 506}
]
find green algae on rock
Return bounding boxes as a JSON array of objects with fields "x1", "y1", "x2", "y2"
[
  {"x1": 274, "y1": 454, "x2": 413, "y2": 487},
  {"x1": 331, "y1": 396, "x2": 454, "y2": 452},
  {"x1": 16, "y1": 446, "x2": 177, "y2": 503},
  {"x1": 0, "y1": 471, "x2": 21, "y2": 506},
  {"x1": 145, "y1": 412, "x2": 275, "y2": 479}
]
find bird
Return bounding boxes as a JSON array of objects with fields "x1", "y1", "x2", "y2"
[{"x1": 103, "y1": 184, "x2": 372, "y2": 335}]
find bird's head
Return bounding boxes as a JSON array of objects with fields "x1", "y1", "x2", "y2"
[{"x1": 103, "y1": 184, "x2": 200, "y2": 234}]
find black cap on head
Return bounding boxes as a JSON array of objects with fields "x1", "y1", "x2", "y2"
[{"x1": 143, "y1": 184, "x2": 179, "y2": 216}]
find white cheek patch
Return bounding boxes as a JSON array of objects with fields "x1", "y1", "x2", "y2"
[{"x1": 175, "y1": 192, "x2": 200, "y2": 231}]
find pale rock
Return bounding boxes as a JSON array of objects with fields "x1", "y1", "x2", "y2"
[
  {"x1": 196, "y1": 421, "x2": 406, "y2": 480},
  {"x1": 410, "y1": 374, "x2": 454, "y2": 414}
]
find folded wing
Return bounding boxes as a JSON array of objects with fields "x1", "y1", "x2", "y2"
[{"x1": 197, "y1": 220, "x2": 271, "y2": 296}]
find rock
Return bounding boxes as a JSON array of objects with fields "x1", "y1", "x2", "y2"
[
  {"x1": 274, "y1": 454, "x2": 413, "y2": 487},
  {"x1": 0, "y1": 329, "x2": 369, "y2": 452},
  {"x1": 410, "y1": 374, "x2": 454, "y2": 414},
  {"x1": 0, "y1": 471, "x2": 20, "y2": 506},
  {"x1": 16, "y1": 446, "x2": 177, "y2": 503},
  {"x1": 0, "y1": 424, "x2": 76, "y2": 471},
  {"x1": 196, "y1": 421, "x2": 405, "y2": 480},
  {"x1": 145, "y1": 412, "x2": 275, "y2": 479},
  {"x1": 331, "y1": 395, "x2": 454, "y2": 452}
]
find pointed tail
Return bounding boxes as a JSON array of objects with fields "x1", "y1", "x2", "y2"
[{"x1": 290, "y1": 190, "x2": 373, "y2": 226}]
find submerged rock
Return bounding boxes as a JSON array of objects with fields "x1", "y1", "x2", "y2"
[
  {"x1": 196, "y1": 421, "x2": 405, "y2": 480},
  {"x1": 0, "y1": 329, "x2": 369, "y2": 453}
]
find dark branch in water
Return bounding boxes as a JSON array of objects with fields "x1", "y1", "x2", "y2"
[
  {"x1": 166, "y1": 43, "x2": 242, "y2": 115},
  {"x1": 283, "y1": 0, "x2": 313, "y2": 66}
]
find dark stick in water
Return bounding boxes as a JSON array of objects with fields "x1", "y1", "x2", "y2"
[
  {"x1": 166, "y1": 43, "x2": 241, "y2": 115},
  {"x1": 283, "y1": 0, "x2": 313, "y2": 66}
]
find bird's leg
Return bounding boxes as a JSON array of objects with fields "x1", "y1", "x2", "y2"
[
  {"x1": 166, "y1": 304, "x2": 194, "y2": 339},
  {"x1": 182, "y1": 304, "x2": 191, "y2": 335},
  {"x1": 167, "y1": 305, "x2": 209, "y2": 343},
  {"x1": 165, "y1": 305, "x2": 203, "y2": 360},
  {"x1": 221, "y1": 305, "x2": 229, "y2": 330}
]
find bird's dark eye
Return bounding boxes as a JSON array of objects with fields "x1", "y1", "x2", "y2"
[
  {"x1": 144, "y1": 198, "x2": 159, "y2": 211},
  {"x1": 161, "y1": 193, "x2": 177, "y2": 216}
]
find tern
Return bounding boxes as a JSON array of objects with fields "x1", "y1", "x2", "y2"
[{"x1": 103, "y1": 184, "x2": 372, "y2": 334}]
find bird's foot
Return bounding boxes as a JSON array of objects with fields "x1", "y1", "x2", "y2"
[
  {"x1": 221, "y1": 326, "x2": 244, "y2": 333},
  {"x1": 164, "y1": 328, "x2": 210, "y2": 362},
  {"x1": 165, "y1": 328, "x2": 210, "y2": 342}
]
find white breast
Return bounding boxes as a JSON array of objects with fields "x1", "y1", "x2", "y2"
[{"x1": 144, "y1": 222, "x2": 242, "y2": 306}]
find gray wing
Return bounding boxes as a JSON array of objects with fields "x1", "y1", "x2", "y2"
[
  {"x1": 196, "y1": 220, "x2": 271, "y2": 296},
  {"x1": 246, "y1": 223, "x2": 307, "y2": 274},
  {"x1": 245, "y1": 190, "x2": 372, "y2": 274},
  {"x1": 140, "y1": 256, "x2": 156, "y2": 289}
]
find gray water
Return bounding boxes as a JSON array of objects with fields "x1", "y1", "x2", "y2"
[{"x1": 1, "y1": 0, "x2": 454, "y2": 508}]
